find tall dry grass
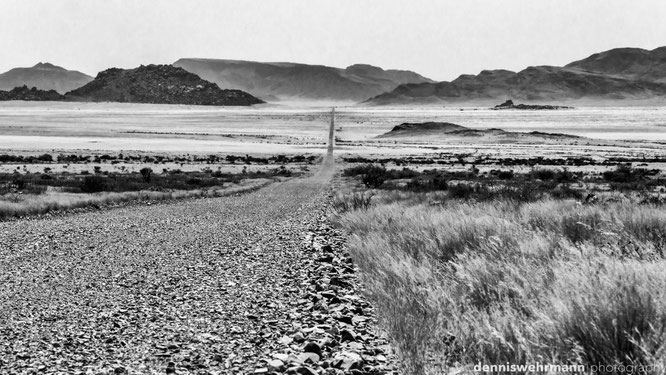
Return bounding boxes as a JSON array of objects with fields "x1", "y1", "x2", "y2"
[{"x1": 333, "y1": 193, "x2": 666, "y2": 374}]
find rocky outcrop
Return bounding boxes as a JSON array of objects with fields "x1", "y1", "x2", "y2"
[
  {"x1": 0, "y1": 63, "x2": 92, "y2": 94},
  {"x1": 65, "y1": 64, "x2": 263, "y2": 106},
  {"x1": 377, "y1": 121, "x2": 581, "y2": 142},
  {"x1": 492, "y1": 99, "x2": 572, "y2": 110},
  {"x1": 378, "y1": 122, "x2": 469, "y2": 138},
  {"x1": 0, "y1": 85, "x2": 65, "y2": 101},
  {"x1": 173, "y1": 58, "x2": 434, "y2": 102}
]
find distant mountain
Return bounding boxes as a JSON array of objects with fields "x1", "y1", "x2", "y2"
[
  {"x1": 173, "y1": 58, "x2": 434, "y2": 102},
  {"x1": 566, "y1": 47, "x2": 666, "y2": 83},
  {"x1": 0, "y1": 85, "x2": 65, "y2": 101},
  {"x1": 65, "y1": 64, "x2": 263, "y2": 106},
  {"x1": 366, "y1": 46, "x2": 666, "y2": 105},
  {"x1": 0, "y1": 63, "x2": 92, "y2": 94}
]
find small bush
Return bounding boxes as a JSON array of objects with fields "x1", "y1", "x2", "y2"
[
  {"x1": 360, "y1": 165, "x2": 388, "y2": 188},
  {"x1": 602, "y1": 164, "x2": 655, "y2": 184},
  {"x1": 406, "y1": 176, "x2": 448, "y2": 192},
  {"x1": 497, "y1": 170, "x2": 514, "y2": 180},
  {"x1": 448, "y1": 183, "x2": 482, "y2": 199},
  {"x1": 81, "y1": 175, "x2": 107, "y2": 193},
  {"x1": 332, "y1": 192, "x2": 373, "y2": 213},
  {"x1": 531, "y1": 168, "x2": 556, "y2": 181},
  {"x1": 139, "y1": 167, "x2": 153, "y2": 183}
]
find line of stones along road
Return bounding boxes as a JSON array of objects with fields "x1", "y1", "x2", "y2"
[{"x1": 249, "y1": 199, "x2": 399, "y2": 375}]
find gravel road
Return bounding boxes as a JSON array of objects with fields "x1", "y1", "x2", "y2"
[{"x1": 0, "y1": 158, "x2": 397, "y2": 374}]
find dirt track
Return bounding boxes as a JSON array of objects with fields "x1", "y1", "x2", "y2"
[{"x1": 0, "y1": 115, "x2": 397, "y2": 374}]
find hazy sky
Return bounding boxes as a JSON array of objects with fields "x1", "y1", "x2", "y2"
[{"x1": 2, "y1": 0, "x2": 665, "y2": 81}]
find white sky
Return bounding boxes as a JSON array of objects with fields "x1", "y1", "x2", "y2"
[{"x1": 1, "y1": 0, "x2": 665, "y2": 81}]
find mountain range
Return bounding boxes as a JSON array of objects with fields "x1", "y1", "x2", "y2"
[
  {"x1": 366, "y1": 47, "x2": 666, "y2": 105},
  {"x1": 2, "y1": 46, "x2": 666, "y2": 105},
  {"x1": 0, "y1": 63, "x2": 92, "y2": 94},
  {"x1": 173, "y1": 59, "x2": 434, "y2": 102}
]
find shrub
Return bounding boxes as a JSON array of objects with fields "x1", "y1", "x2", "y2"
[
  {"x1": 186, "y1": 178, "x2": 203, "y2": 186},
  {"x1": 497, "y1": 170, "x2": 514, "y2": 180},
  {"x1": 332, "y1": 192, "x2": 373, "y2": 212},
  {"x1": 37, "y1": 153, "x2": 53, "y2": 162},
  {"x1": 555, "y1": 168, "x2": 576, "y2": 183},
  {"x1": 602, "y1": 163, "x2": 654, "y2": 184},
  {"x1": 531, "y1": 168, "x2": 556, "y2": 181},
  {"x1": 139, "y1": 167, "x2": 153, "y2": 183},
  {"x1": 448, "y1": 183, "x2": 480, "y2": 200},
  {"x1": 81, "y1": 175, "x2": 107, "y2": 193},
  {"x1": 406, "y1": 176, "x2": 448, "y2": 192},
  {"x1": 361, "y1": 165, "x2": 388, "y2": 188}
]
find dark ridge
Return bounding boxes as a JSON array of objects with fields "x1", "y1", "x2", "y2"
[
  {"x1": 0, "y1": 85, "x2": 65, "y2": 101},
  {"x1": 66, "y1": 64, "x2": 264, "y2": 106},
  {"x1": 492, "y1": 99, "x2": 573, "y2": 110}
]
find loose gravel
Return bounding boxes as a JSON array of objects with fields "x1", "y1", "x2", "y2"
[{"x1": 0, "y1": 168, "x2": 398, "y2": 374}]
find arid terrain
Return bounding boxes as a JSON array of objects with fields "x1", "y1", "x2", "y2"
[{"x1": 1, "y1": 102, "x2": 666, "y2": 374}]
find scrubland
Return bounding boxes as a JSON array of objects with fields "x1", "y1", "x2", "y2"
[
  {"x1": 333, "y1": 163, "x2": 666, "y2": 374},
  {"x1": 0, "y1": 152, "x2": 312, "y2": 219}
]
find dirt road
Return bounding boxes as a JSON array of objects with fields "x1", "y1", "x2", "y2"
[{"x1": 0, "y1": 114, "x2": 395, "y2": 374}]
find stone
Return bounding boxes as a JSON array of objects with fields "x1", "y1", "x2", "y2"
[
  {"x1": 296, "y1": 366, "x2": 319, "y2": 375},
  {"x1": 268, "y1": 359, "x2": 285, "y2": 371},
  {"x1": 303, "y1": 341, "x2": 323, "y2": 357},
  {"x1": 297, "y1": 352, "x2": 320, "y2": 364},
  {"x1": 317, "y1": 255, "x2": 334, "y2": 263},
  {"x1": 340, "y1": 329, "x2": 356, "y2": 342},
  {"x1": 332, "y1": 352, "x2": 363, "y2": 371},
  {"x1": 279, "y1": 335, "x2": 294, "y2": 345},
  {"x1": 292, "y1": 332, "x2": 306, "y2": 343},
  {"x1": 272, "y1": 353, "x2": 290, "y2": 362}
]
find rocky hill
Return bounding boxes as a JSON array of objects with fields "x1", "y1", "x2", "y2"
[
  {"x1": 377, "y1": 122, "x2": 469, "y2": 137},
  {"x1": 0, "y1": 63, "x2": 92, "y2": 94},
  {"x1": 492, "y1": 99, "x2": 572, "y2": 110},
  {"x1": 377, "y1": 121, "x2": 582, "y2": 144},
  {"x1": 365, "y1": 46, "x2": 666, "y2": 105},
  {"x1": 0, "y1": 85, "x2": 65, "y2": 101},
  {"x1": 173, "y1": 58, "x2": 434, "y2": 102},
  {"x1": 65, "y1": 65, "x2": 263, "y2": 106}
]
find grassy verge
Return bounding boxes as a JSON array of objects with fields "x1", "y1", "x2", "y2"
[
  {"x1": 0, "y1": 178, "x2": 272, "y2": 220},
  {"x1": 332, "y1": 165, "x2": 666, "y2": 374}
]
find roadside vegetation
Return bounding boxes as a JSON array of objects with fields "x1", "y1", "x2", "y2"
[
  {"x1": 333, "y1": 163, "x2": 666, "y2": 374},
  {"x1": 0, "y1": 152, "x2": 309, "y2": 219}
]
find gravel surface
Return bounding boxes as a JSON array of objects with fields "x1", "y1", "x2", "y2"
[{"x1": 0, "y1": 165, "x2": 398, "y2": 375}]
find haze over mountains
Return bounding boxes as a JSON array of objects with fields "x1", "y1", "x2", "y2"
[
  {"x1": 173, "y1": 59, "x2": 434, "y2": 102},
  {"x1": 0, "y1": 63, "x2": 92, "y2": 94},
  {"x1": 366, "y1": 47, "x2": 666, "y2": 105},
  {"x1": 2, "y1": 45, "x2": 666, "y2": 106}
]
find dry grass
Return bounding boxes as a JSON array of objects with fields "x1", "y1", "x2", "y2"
[
  {"x1": 0, "y1": 179, "x2": 271, "y2": 219},
  {"x1": 333, "y1": 192, "x2": 666, "y2": 374}
]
